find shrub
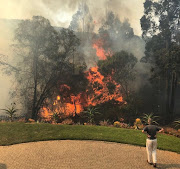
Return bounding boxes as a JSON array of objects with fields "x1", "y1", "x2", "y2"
[
  {"x1": 18, "y1": 118, "x2": 26, "y2": 122},
  {"x1": 99, "y1": 120, "x2": 110, "y2": 126},
  {"x1": 82, "y1": 107, "x2": 100, "y2": 124},
  {"x1": 141, "y1": 113, "x2": 159, "y2": 125},
  {"x1": 28, "y1": 119, "x2": 35, "y2": 123},
  {"x1": 61, "y1": 119, "x2": 74, "y2": 125},
  {"x1": 114, "y1": 121, "x2": 121, "y2": 128},
  {"x1": 113, "y1": 121, "x2": 130, "y2": 128},
  {"x1": 134, "y1": 118, "x2": 143, "y2": 130},
  {"x1": 173, "y1": 119, "x2": 180, "y2": 129},
  {"x1": 50, "y1": 112, "x2": 59, "y2": 124},
  {"x1": 163, "y1": 127, "x2": 180, "y2": 138},
  {"x1": 1, "y1": 103, "x2": 18, "y2": 122}
]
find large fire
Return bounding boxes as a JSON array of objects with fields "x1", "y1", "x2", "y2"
[
  {"x1": 92, "y1": 39, "x2": 112, "y2": 60},
  {"x1": 39, "y1": 38, "x2": 123, "y2": 122}
]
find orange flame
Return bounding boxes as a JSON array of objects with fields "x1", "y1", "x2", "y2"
[
  {"x1": 93, "y1": 39, "x2": 106, "y2": 60},
  {"x1": 86, "y1": 67, "x2": 123, "y2": 106},
  {"x1": 93, "y1": 39, "x2": 113, "y2": 60},
  {"x1": 40, "y1": 38, "x2": 123, "y2": 122}
]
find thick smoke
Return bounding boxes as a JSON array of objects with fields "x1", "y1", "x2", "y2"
[
  {"x1": 0, "y1": 0, "x2": 144, "y2": 35},
  {"x1": 0, "y1": 0, "x2": 146, "y2": 113}
]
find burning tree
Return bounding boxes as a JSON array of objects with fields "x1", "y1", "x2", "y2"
[
  {"x1": 98, "y1": 51, "x2": 138, "y2": 98},
  {"x1": 5, "y1": 16, "x2": 81, "y2": 120}
]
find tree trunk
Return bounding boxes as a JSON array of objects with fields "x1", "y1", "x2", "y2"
[
  {"x1": 170, "y1": 72, "x2": 177, "y2": 120},
  {"x1": 165, "y1": 70, "x2": 171, "y2": 122},
  {"x1": 32, "y1": 52, "x2": 38, "y2": 120}
]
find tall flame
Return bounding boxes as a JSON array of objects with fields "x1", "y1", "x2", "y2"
[{"x1": 40, "y1": 38, "x2": 123, "y2": 121}]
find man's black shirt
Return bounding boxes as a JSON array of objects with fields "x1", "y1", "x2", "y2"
[{"x1": 143, "y1": 125, "x2": 162, "y2": 139}]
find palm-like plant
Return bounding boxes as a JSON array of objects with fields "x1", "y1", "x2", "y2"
[
  {"x1": 142, "y1": 113, "x2": 159, "y2": 125},
  {"x1": 173, "y1": 119, "x2": 180, "y2": 128},
  {"x1": 1, "y1": 103, "x2": 17, "y2": 122},
  {"x1": 82, "y1": 107, "x2": 100, "y2": 124},
  {"x1": 50, "y1": 111, "x2": 59, "y2": 123}
]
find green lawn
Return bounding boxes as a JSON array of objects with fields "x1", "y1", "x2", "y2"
[{"x1": 0, "y1": 122, "x2": 179, "y2": 153}]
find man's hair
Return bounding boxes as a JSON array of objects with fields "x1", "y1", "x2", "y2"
[{"x1": 148, "y1": 118, "x2": 152, "y2": 124}]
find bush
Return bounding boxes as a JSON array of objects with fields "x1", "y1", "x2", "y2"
[
  {"x1": 18, "y1": 118, "x2": 26, "y2": 122},
  {"x1": 114, "y1": 121, "x2": 121, "y2": 128},
  {"x1": 28, "y1": 119, "x2": 35, "y2": 123},
  {"x1": 173, "y1": 119, "x2": 180, "y2": 129},
  {"x1": 134, "y1": 118, "x2": 143, "y2": 130},
  {"x1": 61, "y1": 119, "x2": 74, "y2": 125},
  {"x1": 113, "y1": 121, "x2": 129, "y2": 128},
  {"x1": 99, "y1": 120, "x2": 110, "y2": 126},
  {"x1": 164, "y1": 127, "x2": 180, "y2": 138}
]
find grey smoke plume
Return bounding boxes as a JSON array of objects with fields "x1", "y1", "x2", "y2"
[
  {"x1": 0, "y1": 0, "x2": 144, "y2": 35},
  {"x1": 0, "y1": 0, "x2": 146, "y2": 113}
]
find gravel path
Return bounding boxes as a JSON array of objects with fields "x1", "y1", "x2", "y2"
[{"x1": 0, "y1": 140, "x2": 179, "y2": 169}]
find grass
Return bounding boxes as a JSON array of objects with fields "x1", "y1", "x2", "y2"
[{"x1": 0, "y1": 122, "x2": 179, "y2": 153}]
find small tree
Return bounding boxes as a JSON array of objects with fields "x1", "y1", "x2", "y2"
[{"x1": 1, "y1": 103, "x2": 17, "y2": 122}]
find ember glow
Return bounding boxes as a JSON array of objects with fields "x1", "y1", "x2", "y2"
[
  {"x1": 86, "y1": 67, "x2": 123, "y2": 106},
  {"x1": 40, "y1": 39, "x2": 123, "y2": 121}
]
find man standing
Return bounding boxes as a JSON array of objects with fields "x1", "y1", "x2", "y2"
[{"x1": 142, "y1": 118, "x2": 164, "y2": 168}]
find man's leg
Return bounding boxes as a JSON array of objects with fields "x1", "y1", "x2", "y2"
[
  {"x1": 146, "y1": 139, "x2": 153, "y2": 163},
  {"x1": 152, "y1": 139, "x2": 157, "y2": 165}
]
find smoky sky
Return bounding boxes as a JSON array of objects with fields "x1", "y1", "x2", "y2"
[
  {"x1": 0, "y1": 0, "x2": 145, "y2": 112},
  {"x1": 0, "y1": 0, "x2": 145, "y2": 35}
]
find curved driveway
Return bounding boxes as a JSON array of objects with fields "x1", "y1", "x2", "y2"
[{"x1": 0, "y1": 140, "x2": 180, "y2": 169}]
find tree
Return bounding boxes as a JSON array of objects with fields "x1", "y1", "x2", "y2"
[
  {"x1": 4, "y1": 16, "x2": 80, "y2": 120},
  {"x1": 98, "y1": 51, "x2": 137, "y2": 97},
  {"x1": 69, "y1": 1, "x2": 94, "y2": 33},
  {"x1": 140, "y1": 0, "x2": 180, "y2": 122},
  {"x1": 98, "y1": 11, "x2": 135, "y2": 53}
]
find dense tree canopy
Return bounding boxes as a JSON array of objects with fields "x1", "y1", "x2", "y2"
[{"x1": 141, "y1": 0, "x2": 180, "y2": 122}]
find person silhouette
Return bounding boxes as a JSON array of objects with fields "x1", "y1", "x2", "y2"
[{"x1": 142, "y1": 118, "x2": 164, "y2": 168}]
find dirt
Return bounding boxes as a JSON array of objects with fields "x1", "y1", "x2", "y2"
[{"x1": 0, "y1": 140, "x2": 179, "y2": 169}]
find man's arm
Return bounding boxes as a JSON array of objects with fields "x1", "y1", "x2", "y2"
[
  {"x1": 158, "y1": 128, "x2": 164, "y2": 133},
  {"x1": 142, "y1": 126, "x2": 147, "y2": 133}
]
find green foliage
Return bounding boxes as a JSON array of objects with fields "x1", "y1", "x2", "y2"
[
  {"x1": 1, "y1": 103, "x2": 18, "y2": 122},
  {"x1": 173, "y1": 119, "x2": 180, "y2": 129},
  {"x1": 82, "y1": 107, "x2": 101, "y2": 124},
  {"x1": 50, "y1": 112, "x2": 60, "y2": 124},
  {"x1": 141, "y1": 113, "x2": 159, "y2": 125},
  {"x1": 140, "y1": 0, "x2": 180, "y2": 122}
]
